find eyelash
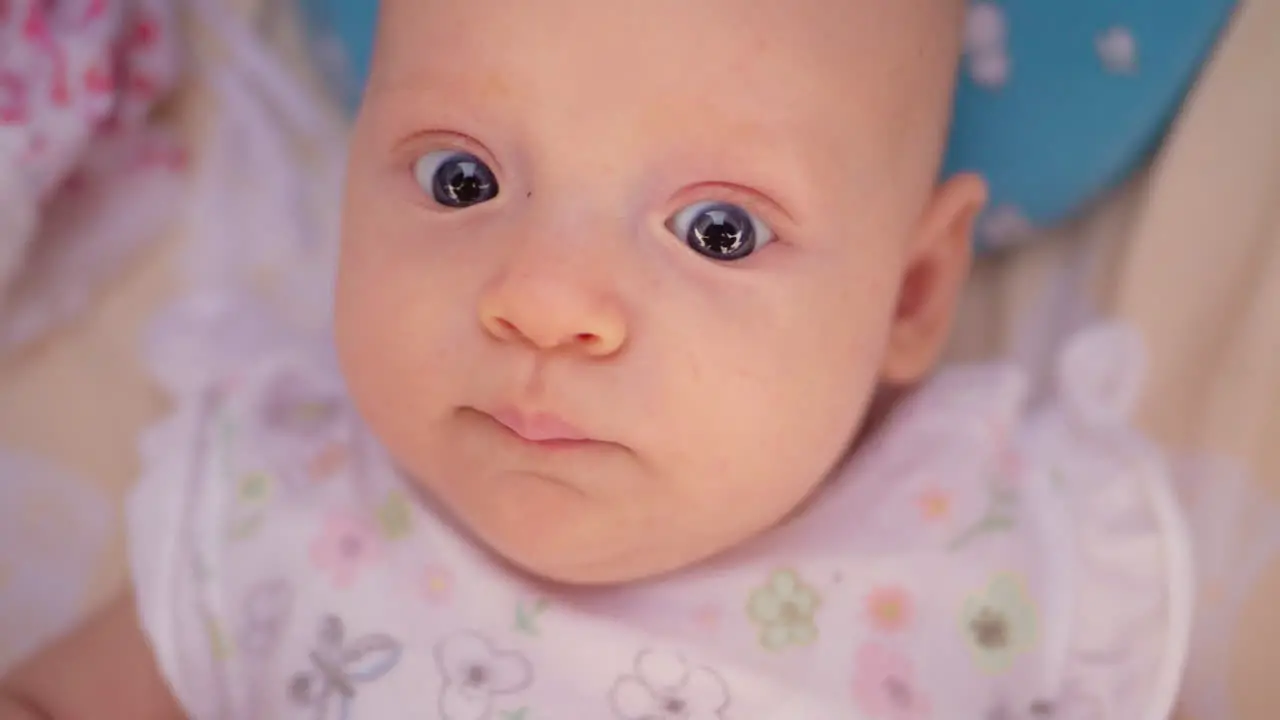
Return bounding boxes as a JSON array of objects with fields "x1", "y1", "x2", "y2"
[
  {"x1": 669, "y1": 185, "x2": 784, "y2": 234},
  {"x1": 396, "y1": 136, "x2": 501, "y2": 195}
]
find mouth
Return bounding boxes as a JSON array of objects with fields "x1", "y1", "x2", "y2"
[{"x1": 484, "y1": 406, "x2": 600, "y2": 449}]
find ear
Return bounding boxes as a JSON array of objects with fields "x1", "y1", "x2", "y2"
[{"x1": 880, "y1": 173, "x2": 987, "y2": 385}]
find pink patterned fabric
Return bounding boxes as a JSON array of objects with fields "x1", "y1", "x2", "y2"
[{"x1": 0, "y1": 0, "x2": 185, "y2": 352}]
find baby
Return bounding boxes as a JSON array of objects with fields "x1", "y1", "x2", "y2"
[{"x1": 1, "y1": 0, "x2": 1192, "y2": 718}]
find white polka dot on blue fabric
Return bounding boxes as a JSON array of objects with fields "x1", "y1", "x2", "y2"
[{"x1": 946, "y1": 0, "x2": 1236, "y2": 251}]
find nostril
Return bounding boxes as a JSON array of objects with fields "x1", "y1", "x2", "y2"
[
  {"x1": 575, "y1": 333, "x2": 599, "y2": 346},
  {"x1": 496, "y1": 318, "x2": 519, "y2": 336}
]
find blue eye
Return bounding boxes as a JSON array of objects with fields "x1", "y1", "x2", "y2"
[
  {"x1": 413, "y1": 150, "x2": 500, "y2": 208},
  {"x1": 668, "y1": 201, "x2": 774, "y2": 261}
]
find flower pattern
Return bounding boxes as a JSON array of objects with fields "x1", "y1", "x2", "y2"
[
  {"x1": 610, "y1": 650, "x2": 730, "y2": 720},
  {"x1": 236, "y1": 472, "x2": 273, "y2": 505},
  {"x1": 435, "y1": 631, "x2": 534, "y2": 720},
  {"x1": 960, "y1": 573, "x2": 1038, "y2": 674},
  {"x1": 253, "y1": 369, "x2": 354, "y2": 492},
  {"x1": 226, "y1": 471, "x2": 275, "y2": 541},
  {"x1": 377, "y1": 490, "x2": 414, "y2": 540},
  {"x1": 306, "y1": 441, "x2": 350, "y2": 481},
  {"x1": 237, "y1": 578, "x2": 294, "y2": 656},
  {"x1": 865, "y1": 586, "x2": 913, "y2": 634},
  {"x1": 310, "y1": 512, "x2": 383, "y2": 589},
  {"x1": 258, "y1": 371, "x2": 347, "y2": 439},
  {"x1": 917, "y1": 488, "x2": 952, "y2": 522},
  {"x1": 746, "y1": 568, "x2": 822, "y2": 651},
  {"x1": 423, "y1": 564, "x2": 455, "y2": 605},
  {"x1": 851, "y1": 642, "x2": 931, "y2": 720}
]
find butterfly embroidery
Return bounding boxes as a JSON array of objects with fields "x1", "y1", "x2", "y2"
[{"x1": 288, "y1": 614, "x2": 403, "y2": 719}]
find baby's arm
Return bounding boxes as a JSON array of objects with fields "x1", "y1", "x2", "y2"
[{"x1": 0, "y1": 593, "x2": 183, "y2": 720}]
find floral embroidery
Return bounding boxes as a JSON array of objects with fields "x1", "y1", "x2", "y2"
[
  {"x1": 692, "y1": 604, "x2": 722, "y2": 632},
  {"x1": 917, "y1": 489, "x2": 952, "y2": 522},
  {"x1": 255, "y1": 370, "x2": 353, "y2": 492},
  {"x1": 960, "y1": 573, "x2": 1038, "y2": 674},
  {"x1": 376, "y1": 490, "x2": 414, "y2": 540},
  {"x1": 851, "y1": 642, "x2": 930, "y2": 720},
  {"x1": 435, "y1": 631, "x2": 534, "y2": 720},
  {"x1": 947, "y1": 484, "x2": 1018, "y2": 552},
  {"x1": 423, "y1": 564, "x2": 455, "y2": 605},
  {"x1": 227, "y1": 472, "x2": 274, "y2": 541},
  {"x1": 207, "y1": 616, "x2": 232, "y2": 661},
  {"x1": 610, "y1": 650, "x2": 730, "y2": 720},
  {"x1": 746, "y1": 568, "x2": 821, "y2": 651},
  {"x1": 259, "y1": 372, "x2": 346, "y2": 438},
  {"x1": 236, "y1": 472, "x2": 273, "y2": 504},
  {"x1": 865, "y1": 586, "x2": 913, "y2": 633},
  {"x1": 238, "y1": 578, "x2": 293, "y2": 656},
  {"x1": 984, "y1": 699, "x2": 1058, "y2": 719},
  {"x1": 310, "y1": 512, "x2": 383, "y2": 589},
  {"x1": 514, "y1": 597, "x2": 551, "y2": 636},
  {"x1": 289, "y1": 615, "x2": 402, "y2": 719},
  {"x1": 306, "y1": 441, "x2": 350, "y2": 480}
]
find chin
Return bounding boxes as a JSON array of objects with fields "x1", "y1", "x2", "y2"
[
  {"x1": 471, "y1": 508, "x2": 737, "y2": 587},
  {"x1": 454, "y1": 505, "x2": 664, "y2": 586},
  {"x1": 467, "y1": 512, "x2": 639, "y2": 586}
]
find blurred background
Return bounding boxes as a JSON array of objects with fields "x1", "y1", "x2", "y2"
[{"x1": 0, "y1": 1, "x2": 1276, "y2": 717}]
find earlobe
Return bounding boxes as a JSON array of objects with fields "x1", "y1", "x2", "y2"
[{"x1": 880, "y1": 172, "x2": 987, "y2": 384}]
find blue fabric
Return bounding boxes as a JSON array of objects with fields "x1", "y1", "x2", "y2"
[
  {"x1": 297, "y1": 0, "x2": 376, "y2": 111},
  {"x1": 946, "y1": 1, "x2": 1236, "y2": 249},
  {"x1": 296, "y1": 0, "x2": 1235, "y2": 251}
]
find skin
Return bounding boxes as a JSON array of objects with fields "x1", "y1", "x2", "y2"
[
  {"x1": 336, "y1": 0, "x2": 983, "y2": 584},
  {"x1": 0, "y1": 0, "x2": 982, "y2": 715}
]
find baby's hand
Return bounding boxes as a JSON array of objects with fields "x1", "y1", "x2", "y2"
[{"x1": 0, "y1": 594, "x2": 182, "y2": 720}]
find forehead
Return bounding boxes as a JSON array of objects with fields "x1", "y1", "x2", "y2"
[{"x1": 370, "y1": 2, "x2": 920, "y2": 158}]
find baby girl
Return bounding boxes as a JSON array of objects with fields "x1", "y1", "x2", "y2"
[{"x1": 1, "y1": 0, "x2": 1191, "y2": 717}]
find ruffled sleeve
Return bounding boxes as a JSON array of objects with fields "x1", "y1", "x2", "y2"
[
  {"x1": 1022, "y1": 323, "x2": 1194, "y2": 719},
  {"x1": 128, "y1": 291, "x2": 340, "y2": 716},
  {"x1": 127, "y1": 383, "x2": 231, "y2": 717}
]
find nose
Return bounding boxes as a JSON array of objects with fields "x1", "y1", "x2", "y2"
[{"x1": 478, "y1": 266, "x2": 627, "y2": 357}]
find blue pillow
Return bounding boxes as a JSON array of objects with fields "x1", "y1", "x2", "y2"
[
  {"x1": 946, "y1": 1, "x2": 1236, "y2": 250},
  {"x1": 297, "y1": 0, "x2": 1236, "y2": 251}
]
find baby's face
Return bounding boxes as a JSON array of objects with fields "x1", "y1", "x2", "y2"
[{"x1": 337, "y1": 0, "x2": 981, "y2": 583}]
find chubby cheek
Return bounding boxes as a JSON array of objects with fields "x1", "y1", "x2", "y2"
[
  {"x1": 679, "y1": 353, "x2": 875, "y2": 544},
  {"x1": 334, "y1": 203, "x2": 475, "y2": 473},
  {"x1": 648, "y1": 274, "x2": 889, "y2": 566}
]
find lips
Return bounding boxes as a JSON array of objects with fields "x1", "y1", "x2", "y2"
[{"x1": 489, "y1": 407, "x2": 592, "y2": 444}]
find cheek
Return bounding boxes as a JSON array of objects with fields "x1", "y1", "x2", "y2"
[
  {"x1": 334, "y1": 197, "x2": 478, "y2": 454},
  {"x1": 650, "y1": 266, "x2": 894, "y2": 548}
]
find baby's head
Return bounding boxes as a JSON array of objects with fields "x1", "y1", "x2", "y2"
[{"x1": 335, "y1": 0, "x2": 984, "y2": 584}]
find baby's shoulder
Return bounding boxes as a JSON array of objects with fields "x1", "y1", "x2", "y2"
[
  {"x1": 126, "y1": 301, "x2": 408, "y2": 717},
  {"x1": 839, "y1": 323, "x2": 1191, "y2": 719}
]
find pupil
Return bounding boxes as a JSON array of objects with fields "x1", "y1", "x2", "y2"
[
  {"x1": 434, "y1": 155, "x2": 497, "y2": 207},
  {"x1": 690, "y1": 204, "x2": 754, "y2": 260}
]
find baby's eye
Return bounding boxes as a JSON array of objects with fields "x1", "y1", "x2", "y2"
[
  {"x1": 413, "y1": 150, "x2": 500, "y2": 208},
  {"x1": 668, "y1": 201, "x2": 774, "y2": 262}
]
